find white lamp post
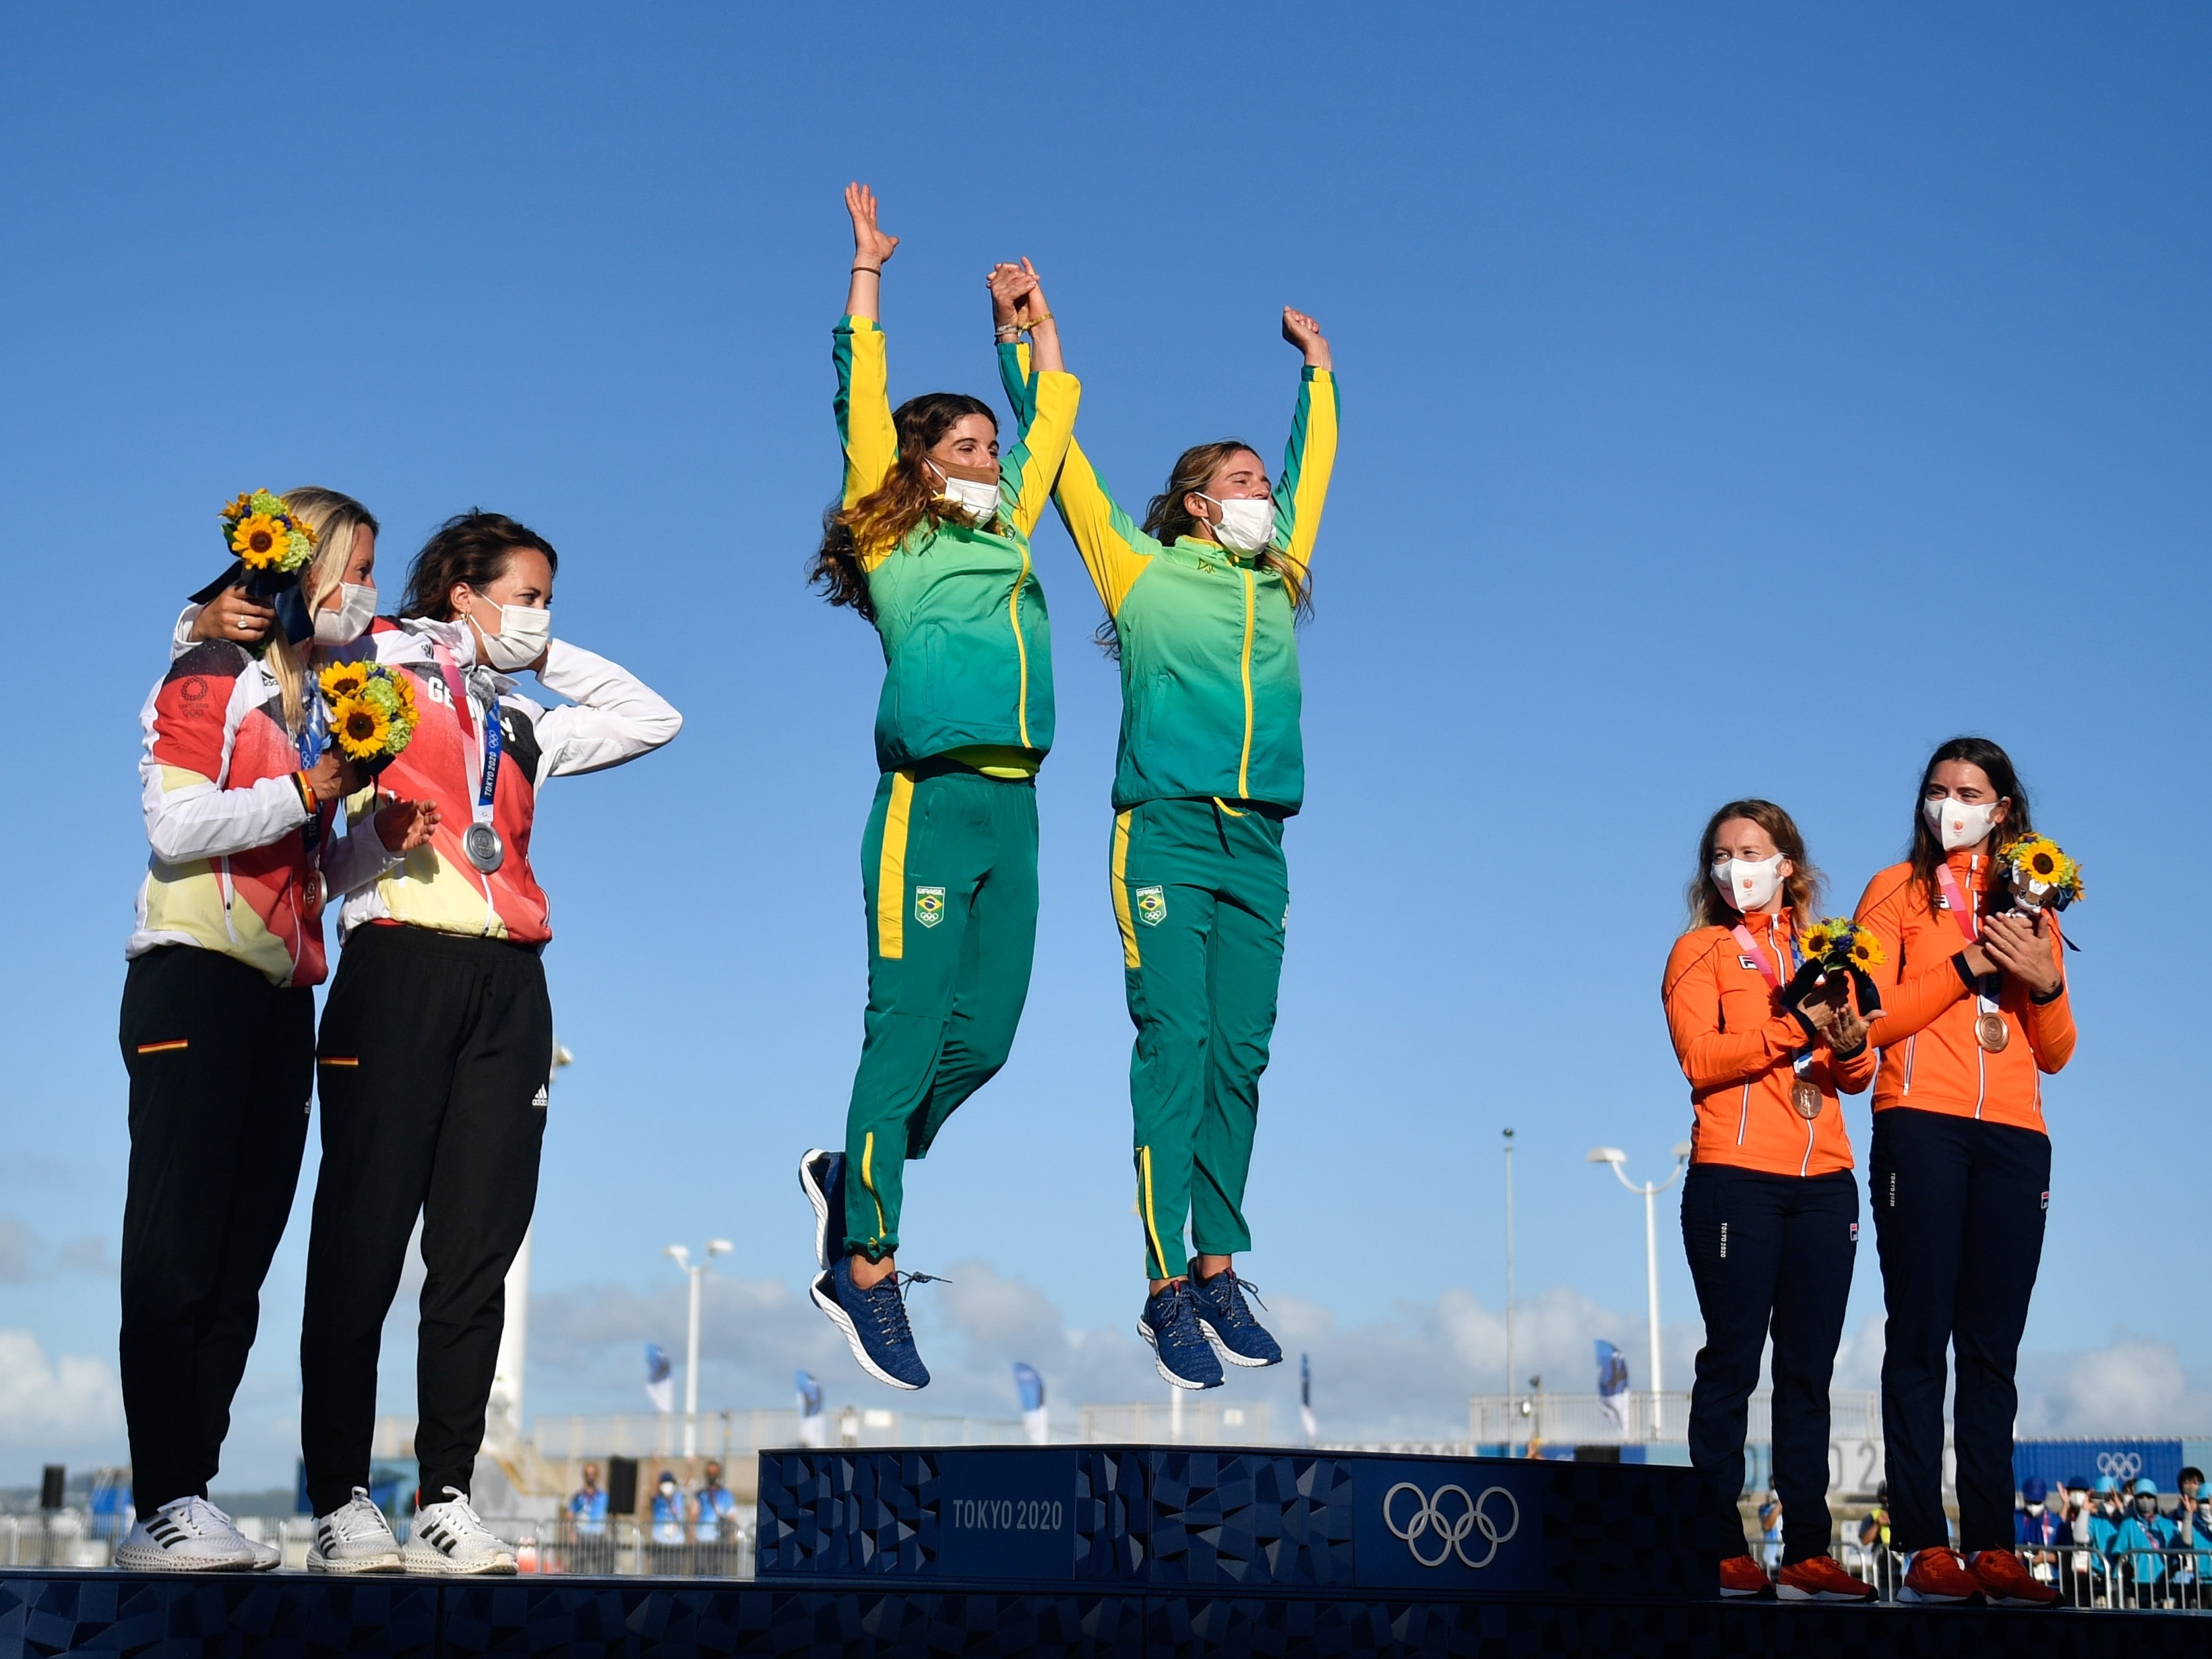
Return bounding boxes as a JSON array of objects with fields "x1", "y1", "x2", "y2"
[
  {"x1": 1502, "y1": 1127, "x2": 1516, "y2": 1455},
  {"x1": 665, "y1": 1239, "x2": 733, "y2": 1455},
  {"x1": 1585, "y1": 1143, "x2": 1692, "y2": 1436}
]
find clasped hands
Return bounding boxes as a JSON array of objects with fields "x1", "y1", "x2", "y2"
[{"x1": 1963, "y1": 910, "x2": 2064, "y2": 999}]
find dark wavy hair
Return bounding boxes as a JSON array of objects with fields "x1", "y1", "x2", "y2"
[
  {"x1": 811, "y1": 393, "x2": 998, "y2": 625},
  {"x1": 399, "y1": 511, "x2": 559, "y2": 621},
  {"x1": 1910, "y1": 736, "x2": 2033, "y2": 912},
  {"x1": 1684, "y1": 799, "x2": 1823, "y2": 935}
]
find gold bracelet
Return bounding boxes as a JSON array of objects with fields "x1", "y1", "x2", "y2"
[{"x1": 1021, "y1": 313, "x2": 1055, "y2": 332}]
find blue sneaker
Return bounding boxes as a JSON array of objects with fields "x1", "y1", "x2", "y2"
[
  {"x1": 799, "y1": 1148, "x2": 846, "y2": 1270},
  {"x1": 811, "y1": 1256, "x2": 939, "y2": 1391},
  {"x1": 1190, "y1": 1269, "x2": 1283, "y2": 1369},
  {"x1": 1139, "y1": 1280, "x2": 1225, "y2": 1391}
]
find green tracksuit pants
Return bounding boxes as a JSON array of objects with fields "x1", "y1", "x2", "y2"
[
  {"x1": 843, "y1": 763, "x2": 1039, "y2": 1261},
  {"x1": 1111, "y1": 796, "x2": 1290, "y2": 1281}
]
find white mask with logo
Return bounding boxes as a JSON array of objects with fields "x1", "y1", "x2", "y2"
[
  {"x1": 314, "y1": 582, "x2": 377, "y2": 646},
  {"x1": 471, "y1": 600, "x2": 552, "y2": 672},
  {"x1": 1204, "y1": 495, "x2": 1276, "y2": 555},
  {"x1": 1924, "y1": 795, "x2": 1999, "y2": 851},
  {"x1": 1713, "y1": 854, "x2": 1785, "y2": 913}
]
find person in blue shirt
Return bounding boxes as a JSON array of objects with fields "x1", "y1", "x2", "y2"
[
  {"x1": 694, "y1": 1460, "x2": 738, "y2": 1546},
  {"x1": 2085, "y1": 1476, "x2": 2124, "y2": 1557},
  {"x1": 567, "y1": 1463, "x2": 609, "y2": 1538},
  {"x1": 2016, "y1": 1476, "x2": 2068, "y2": 1544},
  {"x1": 648, "y1": 1470, "x2": 688, "y2": 1546},
  {"x1": 2109, "y1": 1478, "x2": 2178, "y2": 1598}
]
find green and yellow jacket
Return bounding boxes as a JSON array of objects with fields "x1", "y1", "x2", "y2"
[
  {"x1": 1001, "y1": 344, "x2": 1338, "y2": 813},
  {"x1": 836, "y1": 317, "x2": 1079, "y2": 776}
]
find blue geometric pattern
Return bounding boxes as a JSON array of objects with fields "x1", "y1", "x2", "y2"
[{"x1": 0, "y1": 1573, "x2": 2201, "y2": 1656}]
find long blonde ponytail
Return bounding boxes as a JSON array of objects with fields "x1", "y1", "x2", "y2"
[{"x1": 263, "y1": 487, "x2": 379, "y2": 734}]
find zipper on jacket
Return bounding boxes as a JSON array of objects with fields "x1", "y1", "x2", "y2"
[
  {"x1": 1974, "y1": 1042, "x2": 1986, "y2": 1121},
  {"x1": 1735, "y1": 1082, "x2": 1750, "y2": 1147},
  {"x1": 1901, "y1": 1034, "x2": 1916, "y2": 1095},
  {"x1": 1008, "y1": 545, "x2": 1033, "y2": 749},
  {"x1": 1235, "y1": 568, "x2": 1256, "y2": 799},
  {"x1": 1799, "y1": 1100, "x2": 1815, "y2": 1179}
]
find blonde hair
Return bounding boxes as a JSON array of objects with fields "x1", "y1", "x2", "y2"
[
  {"x1": 1684, "y1": 798, "x2": 1824, "y2": 936},
  {"x1": 264, "y1": 487, "x2": 379, "y2": 734}
]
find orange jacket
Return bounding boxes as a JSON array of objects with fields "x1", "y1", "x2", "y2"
[
  {"x1": 1662, "y1": 910, "x2": 1872, "y2": 1178},
  {"x1": 1853, "y1": 853, "x2": 2075, "y2": 1131}
]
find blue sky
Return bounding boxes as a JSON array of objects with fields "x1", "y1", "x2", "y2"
[{"x1": 2, "y1": 5, "x2": 2207, "y2": 1485}]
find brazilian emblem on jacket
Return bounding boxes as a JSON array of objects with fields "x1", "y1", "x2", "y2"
[
  {"x1": 1134, "y1": 886, "x2": 1167, "y2": 927},
  {"x1": 913, "y1": 887, "x2": 945, "y2": 928}
]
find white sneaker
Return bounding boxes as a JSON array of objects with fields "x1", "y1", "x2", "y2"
[
  {"x1": 402, "y1": 1487, "x2": 516, "y2": 1575},
  {"x1": 202, "y1": 1499, "x2": 281, "y2": 1570},
  {"x1": 114, "y1": 1496, "x2": 256, "y2": 1572},
  {"x1": 307, "y1": 1488, "x2": 403, "y2": 1574}
]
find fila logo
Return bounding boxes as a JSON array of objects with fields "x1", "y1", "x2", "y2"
[
  {"x1": 1738, "y1": 956, "x2": 1761, "y2": 971},
  {"x1": 1849, "y1": 1222, "x2": 1859, "y2": 1243},
  {"x1": 2041, "y1": 1191, "x2": 2051, "y2": 1211}
]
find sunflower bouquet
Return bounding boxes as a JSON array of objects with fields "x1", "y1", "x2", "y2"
[
  {"x1": 220, "y1": 489, "x2": 317, "y2": 587},
  {"x1": 316, "y1": 660, "x2": 419, "y2": 773},
  {"x1": 1999, "y1": 835, "x2": 2084, "y2": 914},
  {"x1": 1783, "y1": 917, "x2": 1886, "y2": 1019}
]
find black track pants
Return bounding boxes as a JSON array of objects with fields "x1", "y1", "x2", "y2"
[
  {"x1": 117, "y1": 946, "x2": 313, "y2": 1514},
  {"x1": 1681, "y1": 1163, "x2": 1858, "y2": 1563},
  {"x1": 1870, "y1": 1106, "x2": 2050, "y2": 1555},
  {"x1": 299, "y1": 926, "x2": 551, "y2": 1515}
]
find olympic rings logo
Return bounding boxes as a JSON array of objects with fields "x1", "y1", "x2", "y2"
[
  {"x1": 1382, "y1": 1482, "x2": 1520, "y2": 1569},
  {"x1": 2097, "y1": 1452, "x2": 2144, "y2": 1480}
]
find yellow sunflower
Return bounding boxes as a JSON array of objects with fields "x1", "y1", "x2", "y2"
[
  {"x1": 231, "y1": 512, "x2": 289, "y2": 567},
  {"x1": 219, "y1": 491, "x2": 254, "y2": 523},
  {"x1": 1800, "y1": 920, "x2": 1839, "y2": 958},
  {"x1": 330, "y1": 695, "x2": 392, "y2": 759},
  {"x1": 319, "y1": 662, "x2": 369, "y2": 701},
  {"x1": 1848, "y1": 929, "x2": 1886, "y2": 970}
]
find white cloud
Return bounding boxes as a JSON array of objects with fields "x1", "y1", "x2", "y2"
[{"x1": 0, "y1": 1329, "x2": 125, "y2": 1466}]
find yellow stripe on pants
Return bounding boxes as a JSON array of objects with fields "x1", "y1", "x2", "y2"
[
  {"x1": 1138, "y1": 1144, "x2": 1169, "y2": 1280},
  {"x1": 1111, "y1": 809, "x2": 1140, "y2": 969},
  {"x1": 876, "y1": 770, "x2": 915, "y2": 960}
]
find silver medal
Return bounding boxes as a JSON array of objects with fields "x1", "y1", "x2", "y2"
[{"x1": 464, "y1": 821, "x2": 505, "y2": 873}]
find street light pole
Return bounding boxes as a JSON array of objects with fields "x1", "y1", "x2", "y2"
[
  {"x1": 1502, "y1": 1128, "x2": 1516, "y2": 1455},
  {"x1": 1585, "y1": 1144, "x2": 1691, "y2": 1436},
  {"x1": 665, "y1": 1239, "x2": 733, "y2": 1456}
]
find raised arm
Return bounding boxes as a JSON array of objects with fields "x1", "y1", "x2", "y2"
[
  {"x1": 1270, "y1": 307, "x2": 1339, "y2": 587},
  {"x1": 834, "y1": 183, "x2": 900, "y2": 507},
  {"x1": 985, "y1": 260, "x2": 1078, "y2": 540}
]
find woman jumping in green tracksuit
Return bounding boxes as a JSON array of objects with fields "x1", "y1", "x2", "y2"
[
  {"x1": 999, "y1": 272, "x2": 1337, "y2": 1389},
  {"x1": 799, "y1": 186, "x2": 1079, "y2": 1391}
]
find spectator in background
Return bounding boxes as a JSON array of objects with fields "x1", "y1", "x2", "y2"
[
  {"x1": 2111, "y1": 1478, "x2": 2178, "y2": 1602},
  {"x1": 568, "y1": 1464, "x2": 607, "y2": 1539},
  {"x1": 648, "y1": 1471, "x2": 687, "y2": 1546},
  {"x1": 2058, "y1": 1476, "x2": 2096, "y2": 1604},
  {"x1": 694, "y1": 1461, "x2": 737, "y2": 1548},
  {"x1": 2172, "y1": 1466, "x2": 2204, "y2": 1528},
  {"x1": 1857, "y1": 1484, "x2": 1897, "y2": 1596},
  {"x1": 2086, "y1": 1477, "x2": 2124, "y2": 1558},
  {"x1": 2017, "y1": 1477, "x2": 2067, "y2": 1546},
  {"x1": 1758, "y1": 1490, "x2": 1785, "y2": 1572}
]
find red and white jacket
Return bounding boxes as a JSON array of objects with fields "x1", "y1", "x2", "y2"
[
  {"x1": 336, "y1": 617, "x2": 681, "y2": 945},
  {"x1": 128, "y1": 640, "x2": 399, "y2": 987}
]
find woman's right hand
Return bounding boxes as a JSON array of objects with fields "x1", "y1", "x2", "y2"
[
  {"x1": 846, "y1": 182, "x2": 898, "y2": 270},
  {"x1": 301, "y1": 751, "x2": 361, "y2": 805},
  {"x1": 1282, "y1": 306, "x2": 1332, "y2": 369},
  {"x1": 372, "y1": 796, "x2": 441, "y2": 852},
  {"x1": 189, "y1": 584, "x2": 277, "y2": 644}
]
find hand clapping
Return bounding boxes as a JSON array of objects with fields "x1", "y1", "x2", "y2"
[{"x1": 1979, "y1": 910, "x2": 2063, "y2": 998}]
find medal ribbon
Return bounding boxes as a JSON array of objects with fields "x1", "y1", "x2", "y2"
[
  {"x1": 431, "y1": 642, "x2": 502, "y2": 832},
  {"x1": 293, "y1": 687, "x2": 328, "y2": 855},
  {"x1": 1731, "y1": 920, "x2": 1815, "y2": 1079},
  {"x1": 1936, "y1": 857, "x2": 2004, "y2": 1023}
]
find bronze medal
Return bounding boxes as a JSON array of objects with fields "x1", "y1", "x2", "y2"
[
  {"x1": 1976, "y1": 1011, "x2": 2010, "y2": 1053},
  {"x1": 1791, "y1": 1077, "x2": 1824, "y2": 1120}
]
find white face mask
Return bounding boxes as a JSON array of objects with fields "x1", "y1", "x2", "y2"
[
  {"x1": 1713, "y1": 853, "x2": 1785, "y2": 913},
  {"x1": 314, "y1": 582, "x2": 377, "y2": 646},
  {"x1": 1204, "y1": 495, "x2": 1275, "y2": 555},
  {"x1": 470, "y1": 599, "x2": 552, "y2": 672},
  {"x1": 929, "y1": 464, "x2": 1000, "y2": 526},
  {"x1": 1924, "y1": 794, "x2": 1999, "y2": 851}
]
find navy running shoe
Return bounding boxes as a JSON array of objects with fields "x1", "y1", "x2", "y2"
[
  {"x1": 799, "y1": 1148, "x2": 847, "y2": 1271},
  {"x1": 1139, "y1": 1280, "x2": 1225, "y2": 1391},
  {"x1": 811, "y1": 1256, "x2": 939, "y2": 1391},
  {"x1": 1190, "y1": 1269, "x2": 1283, "y2": 1369}
]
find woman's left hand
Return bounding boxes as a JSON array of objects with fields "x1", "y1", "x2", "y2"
[
  {"x1": 373, "y1": 795, "x2": 441, "y2": 853},
  {"x1": 1827, "y1": 1003, "x2": 1870, "y2": 1057},
  {"x1": 1980, "y1": 910, "x2": 2063, "y2": 997}
]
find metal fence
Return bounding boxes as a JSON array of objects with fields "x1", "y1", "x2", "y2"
[
  {"x1": 529, "y1": 1409, "x2": 1055, "y2": 1460},
  {"x1": 1467, "y1": 1389, "x2": 1883, "y2": 1447}
]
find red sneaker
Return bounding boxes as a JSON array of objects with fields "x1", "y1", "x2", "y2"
[
  {"x1": 1899, "y1": 1546, "x2": 1984, "y2": 1604},
  {"x1": 1968, "y1": 1550, "x2": 2061, "y2": 1608},
  {"x1": 1717, "y1": 1554, "x2": 1774, "y2": 1598},
  {"x1": 1777, "y1": 1554, "x2": 1878, "y2": 1602}
]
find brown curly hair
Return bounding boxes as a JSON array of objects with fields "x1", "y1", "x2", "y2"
[{"x1": 811, "y1": 393, "x2": 999, "y2": 625}]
